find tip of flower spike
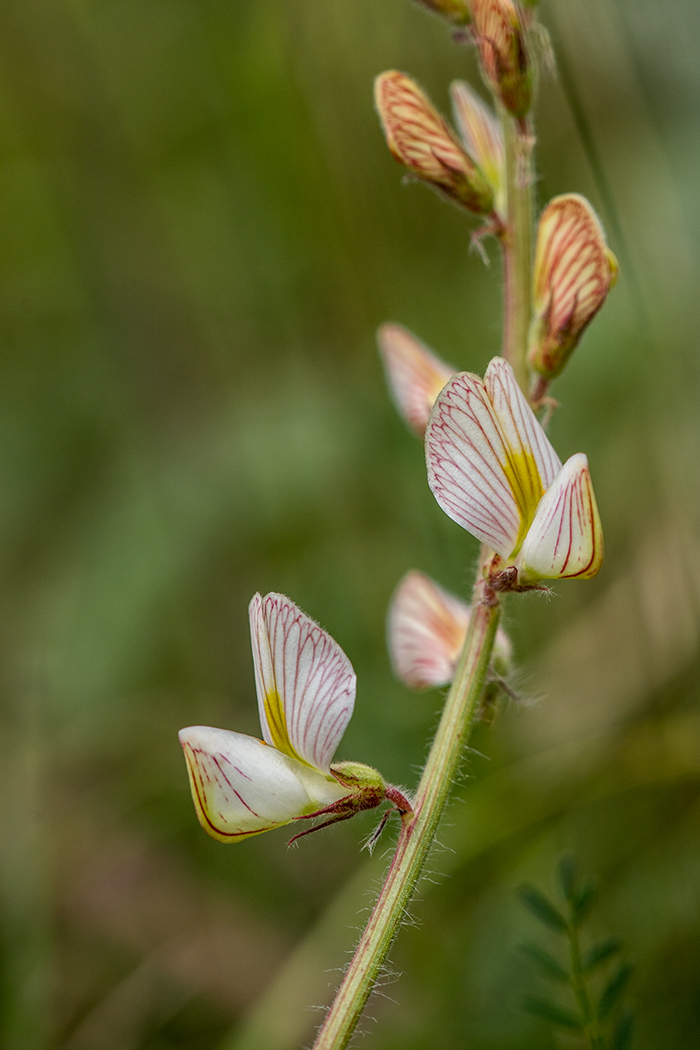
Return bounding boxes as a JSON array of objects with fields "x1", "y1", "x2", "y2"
[{"x1": 471, "y1": 0, "x2": 532, "y2": 118}]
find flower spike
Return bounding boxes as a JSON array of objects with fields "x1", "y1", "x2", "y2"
[
  {"x1": 377, "y1": 323, "x2": 456, "y2": 437},
  {"x1": 425, "y1": 358, "x2": 603, "y2": 587},
  {"x1": 180, "y1": 593, "x2": 412, "y2": 844},
  {"x1": 529, "y1": 194, "x2": 618, "y2": 379},
  {"x1": 374, "y1": 71, "x2": 495, "y2": 215}
]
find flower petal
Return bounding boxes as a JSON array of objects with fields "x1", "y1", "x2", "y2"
[
  {"x1": 249, "y1": 593, "x2": 356, "y2": 773},
  {"x1": 378, "y1": 323, "x2": 455, "y2": 437},
  {"x1": 179, "y1": 726, "x2": 346, "y2": 843},
  {"x1": 519, "y1": 453, "x2": 604, "y2": 581},
  {"x1": 388, "y1": 571, "x2": 471, "y2": 689},
  {"x1": 425, "y1": 370, "x2": 523, "y2": 557},
  {"x1": 485, "y1": 357, "x2": 561, "y2": 490},
  {"x1": 450, "y1": 81, "x2": 505, "y2": 213}
]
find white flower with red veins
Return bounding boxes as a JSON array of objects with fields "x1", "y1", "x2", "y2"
[
  {"x1": 425, "y1": 357, "x2": 603, "y2": 588},
  {"x1": 180, "y1": 593, "x2": 412, "y2": 845}
]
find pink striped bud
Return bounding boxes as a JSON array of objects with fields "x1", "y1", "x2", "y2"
[
  {"x1": 374, "y1": 71, "x2": 494, "y2": 215},
  {"x1": 529, "y1": 194, "x2": 618, "y2": 379},
  {"x1": 471, "y1": 0, "x2": 531, "y2": 118}
]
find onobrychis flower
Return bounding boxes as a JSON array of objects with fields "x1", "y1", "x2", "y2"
[
  {"x1": 180, "y1": 592, "x2": 412, "y2": 844},
  {"x1": 387, "y1": 569, "x2": 512, "y2": 689},
  {"x1": 425, "y1": 357, "x2": 603, "y2": 586},
  {"x1": 377, "y1": 323, "x2": 456, "y2": 438}
]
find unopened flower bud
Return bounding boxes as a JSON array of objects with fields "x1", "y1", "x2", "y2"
[
  {"x1": 414, "y1": 0, "x2": 472, "y2": 25},
  {"x1": 450, "y1": 80, "x2": 505, "y2": 214},
  {"x1": 529, "y1": 194, "x2": 618, "y2": 379},
  {"x1": 374, "y1": 71, "x2": 494, "y2": 215},
  {"x1": 471, "y1": 0, "x2": 531, "y2": 118}
]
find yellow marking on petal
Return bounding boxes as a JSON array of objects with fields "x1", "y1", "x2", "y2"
[
  {"x1": 501, "y1": 447, "x2": 546, "y2": 554},
  {"x1": 263, "y1": 689, "x2": 307, "y2": 765}
]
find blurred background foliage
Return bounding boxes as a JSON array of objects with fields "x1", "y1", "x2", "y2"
[{"x1": 0, "y1": 0, "x2": 698, "y2": 1047}]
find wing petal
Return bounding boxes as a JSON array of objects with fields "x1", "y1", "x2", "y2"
[
  {"x1": 388, "y1": 571, "x2": 471, "y2": 689},
  {"x1": 378, "y1": 323, "x2": 455, "y2": 437},
  {"x1": 249, "y1": 593, "x2": 356, "y2": 773},
  {"x1": 425, "y1": 370, "x2": 522, "y2": 557},
  {"x1": 519, "y1": 453, "x2": 603, "y2": 581}
]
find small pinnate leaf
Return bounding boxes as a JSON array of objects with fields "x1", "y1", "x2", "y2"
[
  {"x1": 598, "y1": 962, "x2": 634, "y2": 1021},
  {"x1": 519, "y1": 941, "x2": 569, "y2": 983},
  {"x1": 572, "y1": 881, "x2": 597, "y2": 925},
  {"x1": 582, "y1": 937, "x2": 623, "y2": 972},
  {"x1": 558, "y1": 855, "x2": 577, "y2": 902},
  {"x1": 612, "y1": 1009, "x2": 634, "y2": 1050},
  {"x1": 522, "y1": 995, "x2": 583, "y2": 1031},
  {"x1": 518, "y1": 884, "x2": 568, "y2": 932}
]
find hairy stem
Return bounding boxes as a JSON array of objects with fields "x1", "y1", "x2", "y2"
[
  {"x1": 501, "y1": 111, "x2": 535, "y2": 395},
  {"x1": 312, "y1": 600, "x2": 501, "y2": 1050}
]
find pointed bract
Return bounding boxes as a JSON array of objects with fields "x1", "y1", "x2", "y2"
[
  {"x1": 425, "y1": 358, "x2": 560, "y2": 558},
  {"x1": 529, "y1": 195, "x2": 618, "y2": 378},
  {"x1": 414, "y1": 0, "x2": 472, "y2": 25},
  {"x1": 378, "y1": 323, "x2": 455, "y2": 437},
  {"x1": 450, "y1": 81, "x2": 505, "y2": 214},
  {"x1": 374, "y1": 71, "x2": 494, "y2": 215},
  {"x1": 471, "y1": 0, "x2": 531, "y2": 118},
  {"x1": 250, "y1": 593, "x2": 356, "y2": 773},
  {"x1": 519, "y1": 453, "x2": 604, "y2": 581},
  {"x1": 388, "y1": 571, "x2": 471, "y2": 688},
  {"x1": 179, "y1": 726, "x2": 347, "y2": 843}
]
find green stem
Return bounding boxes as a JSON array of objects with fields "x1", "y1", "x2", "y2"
[
  {"x1": 501, "y1": 111, "x2": 535, "y2": 395},
  {"x1": 312, "y1": 600, "x2": 501, "y2": 1050}
]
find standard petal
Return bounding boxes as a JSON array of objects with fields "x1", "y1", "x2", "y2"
[
  {"x1": 377, "y1": 323, "x2": 455, "y2": 437},
  {"x1": 518, "y1": 453, "x2": 604, "y2": 581},
  {"x1": 425, "y1": 370, "x2": 523, "y2": 557},
  {"x1": 249, "y1": 593, "x2": 356, "y2": 773},
  {"x1": 388, "y1": 571, "x2": 471, "y2": 689},
  {"x1": 179, "y1": 726, "x2": 345, "y2": 843}
]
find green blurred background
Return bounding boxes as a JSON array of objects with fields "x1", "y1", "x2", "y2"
[{"x1": 0, "y1": 0, "x2": 699, "y2": 1046}]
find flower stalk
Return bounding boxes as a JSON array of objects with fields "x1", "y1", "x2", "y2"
[{"x1": 312, "y1": 599, "x2": 501, "y2": 1050}]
